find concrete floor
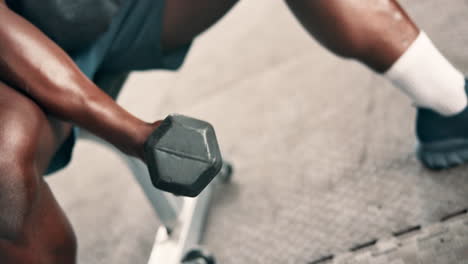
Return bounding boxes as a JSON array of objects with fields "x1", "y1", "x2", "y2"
[{"x1": 46, "y1": 0, "x2": 468, "y2": 263}]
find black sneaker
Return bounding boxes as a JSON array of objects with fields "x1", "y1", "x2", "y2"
[{"x1": 416, "y1": 81, "x2": 468, "y2": 170}]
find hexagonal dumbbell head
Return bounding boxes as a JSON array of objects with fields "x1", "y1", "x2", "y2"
[{"x1": 144, "y1": 114, "x2": 223, "y2": 197}]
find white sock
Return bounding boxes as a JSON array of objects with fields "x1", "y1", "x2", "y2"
[{"x1": 385, "y1": 31, "x2": 466, "y2": 116}]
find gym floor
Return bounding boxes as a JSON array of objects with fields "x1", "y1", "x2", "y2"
[{"x1": 47, "y1": 0, "x2": 468, "y2": 263}]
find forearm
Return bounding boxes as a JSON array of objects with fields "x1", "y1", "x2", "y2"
[{"x1": 0, "y1": 3, "x2": 155, "y2": 157}]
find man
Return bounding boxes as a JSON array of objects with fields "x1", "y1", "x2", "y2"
[{"x1": 0, "y1": 0, "x2": 465, "y2": 262}]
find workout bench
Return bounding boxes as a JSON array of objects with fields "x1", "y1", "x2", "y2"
[{"x1": 79, "y1": 71, "x2": 233, "y2": 264}]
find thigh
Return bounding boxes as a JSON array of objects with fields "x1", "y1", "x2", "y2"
[
  {"x1": 161, "y1": 0, "x2": 239, "y2": 50},
  {"x1": 0, "y1": 82, "x2": 72, "y2": 174},
  {"x1": 0, "y1": 81, "x2": 71, "y2": 222},
  {"x1": 0, "y1": 82, "x2": 76, "y2": 263},
  {"x1": 0, "y1": 181, "x2": 77, "y2": 264},
  {"x1": 98, "y1": 0, "x2": 239, "y2": 73}
]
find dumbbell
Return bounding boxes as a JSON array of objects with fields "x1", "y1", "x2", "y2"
[{"x1": 144, "y1": 114, "x2": 223, "y2": 197}]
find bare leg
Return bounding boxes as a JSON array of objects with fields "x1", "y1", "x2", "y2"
[
  {"x1": 285, "y1": 0, "x2": 420, "y2": 72},
  {"x1": 161, "y1": 0, "x2": 239, "y2": 51},
  {"x1": 0, "y1": 82, "x2": 76, "y2": 263},
  {"x1": 285, "y1": 0, "x2": 468, "y2": 170}
]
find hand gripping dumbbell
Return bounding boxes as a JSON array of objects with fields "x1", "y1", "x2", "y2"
[{"x1": 144, "y1": 114, "x2": 223, "y2": 197}]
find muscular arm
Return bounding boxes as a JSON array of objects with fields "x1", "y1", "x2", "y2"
[{"x1": 0, "y1": 2, "x2": 157, "y2": 158}]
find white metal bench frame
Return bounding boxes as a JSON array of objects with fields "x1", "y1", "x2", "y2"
[{"x1": 79, "y1": 130, "x2": 231, "y2": 264}]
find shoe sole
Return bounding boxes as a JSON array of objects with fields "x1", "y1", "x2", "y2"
[{"x1": 417, "y1": 138, "x2": 468, "y2": 170}]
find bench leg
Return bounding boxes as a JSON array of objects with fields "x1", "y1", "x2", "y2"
[
  {"x1": 125, "y1": 158, "x2": 232, "y2": 264},
  {"x1": 79, "y1": 131, "x2": 231, "y2": 264}
]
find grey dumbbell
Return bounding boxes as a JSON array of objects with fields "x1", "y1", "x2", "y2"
[{"x1": 144, "y1": 114, "x2": 223, "y2": 197}]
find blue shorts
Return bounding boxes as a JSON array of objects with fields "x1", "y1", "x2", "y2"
[{"x1": 45, "y1": 0, "x2": 191, "y2": 175}]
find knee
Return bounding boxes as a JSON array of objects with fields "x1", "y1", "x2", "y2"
[
  {"x1": 0, "y1": 119, "x2": 42, "y2": 241},
  {"x1": 0, "y1": 158, "x2": 39, "y2": 241},
  {"x1": 0, "y1": 84, "x2": 59, "y2": 241}
]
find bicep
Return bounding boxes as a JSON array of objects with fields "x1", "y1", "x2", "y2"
[{"x1": 0, "y1": 3, "x2": 86, "y2": 95}]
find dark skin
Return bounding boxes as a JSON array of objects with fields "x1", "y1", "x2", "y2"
[
  {"x1": 0, "y1": 82, "x2": 77, "y2": 263},
  {"x1": 0, "y1": 2, "x2": 158, "y2": 160},
  {"x1": 285, "y1": 0, "x2": 419, "y2": 72},
  {"x1": 0, "y1": 0, "x2": 420, "y2": 262}
]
